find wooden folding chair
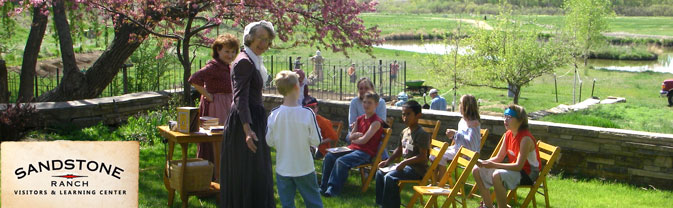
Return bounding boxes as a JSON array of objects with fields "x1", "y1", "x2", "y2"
[
  {"x1": 408, "y1": 147, "x2": 480, "y2": 208},
  {"x1": 468, "y1": 133, "x2": 506, "y2": 199},
  {"x1": 506, "y1": 141, "x2": 560, "y2": 208},
  {"x1": 399, "y1": 139, "x2": 450, "y2": 207},
  {"x1": 330, "y1": 121, "x2": 344, "y2": 147},
  {"x1": 355, "y1": 128, "x2": 392, "y2": 192},
  {"x1": 418, "y1": 119, "x2": 441, "y2": 141},
  {"x1": 458, "y1": 129, "x2": 489, "y2": 196}
]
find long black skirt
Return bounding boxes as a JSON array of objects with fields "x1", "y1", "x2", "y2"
[{"x1": 219, "y1": 104, "x2": 275, "y2": 208}]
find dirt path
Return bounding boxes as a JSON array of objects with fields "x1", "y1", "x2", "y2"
[
  {"x1": 8, "y1": 51, "x2": 103, "y2": 77},
  {"x1": 602, "y1": 32, "x2": 673, "y2": 39},
  {"x1": 429, "y1": 17, "x2": 494, "y2": 30}
]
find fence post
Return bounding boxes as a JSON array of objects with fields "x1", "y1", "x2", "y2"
[
  {"x1": 372, "y1": 66, "x2": 375, "y2": 87},
  {"x1": 591, "y1": 78, "x2": 596, "y2": 98},
  {"x1": 289, "y1": 56, "x2": 293, "y2": 71},
  {"x1": 579, "y1": 80, "x2": 583, "y2": 102},
  {"x1": 403, "y1": 61, "x2": 407, "y2": 93},
  {"x1": 389, "y1": 61, "x2": 392, "y2": 98},
  {"x1": 340, "y1": 67, "x2": 343, "y2": 101},
  {"x1": 123, "y1": 64, "x2": 129, "y2": 94},
  {"x1": 379, "y1": 59, "x2": 383, "y2": 96},
  {"x1": 271, "y1": 55, "x2": 274, "y2": 78},
  {"x1": 554, "y1": 73, "x2": 558, "y2": 103},
  {"x1": 34, "y1": 74, "x2": 38, "y2": 98}
]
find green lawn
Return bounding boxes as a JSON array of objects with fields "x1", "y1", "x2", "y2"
[
  {"x1": 361, "y1": 13, "x2": 673, "y2": 37},
  {"x1": 3, "y1": 113, "x2": 672, "y2": 207}
]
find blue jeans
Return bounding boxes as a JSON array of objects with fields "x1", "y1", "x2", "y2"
[
  {"x1": 320, "y1": 150, "x2": 371, "y2": 196},
  {"x1": 375, "y1": 166, "x2": 422, "y2": 208},
  {"x1": 276, "y1": 172, "x2": 323, "y2": 208}
]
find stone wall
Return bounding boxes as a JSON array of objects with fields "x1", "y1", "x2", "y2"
[
  {"x1": 262, "y1": 94, "x2": 673, "y2": 189},
  {"x1": 0, "y1": 90, "x2": 178, "y2": 128}
]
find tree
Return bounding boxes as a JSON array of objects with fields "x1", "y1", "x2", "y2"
[
  {"x1": 563, "y1": 0, "x2": 614, "y2": 66},
  {"x1": 464, "y1": 13, "x2": 569, "y2": 104},
  {"x1": 2, "y1": 0, "x2": 381, "y2": 102},
  {"x1": 17, "y1": 2, "x2": 49, "y2": 102},
  {"x1": 423, "y1": 3, "x2": 471, "y2": 112}
]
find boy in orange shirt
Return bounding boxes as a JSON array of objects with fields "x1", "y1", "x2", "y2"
[{"x1": 304, "y1": 97, "x2": 338, "y2": 159}]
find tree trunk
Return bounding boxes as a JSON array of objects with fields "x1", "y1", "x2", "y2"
[
  {"x1": 17, "y1": 5, "x2": 48, "y2": 102},
  {"x1": 0, "y1": 59, "x2": 8, "y2": 103},
  {"x1": 37, "y1": 18, "x2": 149, "y2": 101},
  {"x1": 513, "y1": 84, "x2": 521, "y2": 105},
  {"x1": 180, "y1": 15, "x2": 195, "y2": 105}
]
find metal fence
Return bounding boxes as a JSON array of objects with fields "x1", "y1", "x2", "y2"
[
  {"x1": 262, "y1": 56, "x2": 407, "y2": 101},
  {"x1": 5, "y1": 56, "x2": 406, "y2": 102}
]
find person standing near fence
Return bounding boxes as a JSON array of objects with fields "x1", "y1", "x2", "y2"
[
  {"x1": 188, "y1": 34, "x2": 239, "y2": 181},
  {"x1": 389, "y1": 60, "x2": 399, "y2": 83},
  {"x1": 310, "y1": 50, "x2": 324, "y2": 82},
  {"x1": 348, "y1": 63, "x2": 357, "y2": 83},
  {"x1": 429, "y1": 88, "x2": 447, "y2": 111},
  {"x1": 294, "y1": 56, "x2": 303, "y2": 70},
  {"x1": 220, "y1": 20, "x2": 276, "y2": 208}
]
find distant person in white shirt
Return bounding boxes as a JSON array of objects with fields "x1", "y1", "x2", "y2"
[{"x1": 267, "y1": 70, "x2": 323, "y2": 208}]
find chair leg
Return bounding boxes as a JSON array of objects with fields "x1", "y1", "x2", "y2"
[
  {"x1": 467, "y1": 185, "x2": 479, "y2": 199},
  {"x1": 543, "y1": 179, "x2": 550, "y2": 208},
  {"x1": 506, "y1": 189, "x2": 516, "y2": 205},
  {"x1": 461, "y1": 187, "x2": 467, "y2": 208},
  {"x1": 361, "y1": 167, "x2": 376, "y2": 192},
  {"x1": 521, "y1": 183, "x2": 541, "y2": 208},
  {"x1": 424, "y1": 195, "x2": 438, "y2": 208},
  {"x1": 532, "y1": 194, "x2": 538, "y2": 208},
  {"x1": 407, "y1": 192, "x2": 421, "y2": 208},
  {"x1": 359, "y1": 167, "x2": 366, "y2": 186}
]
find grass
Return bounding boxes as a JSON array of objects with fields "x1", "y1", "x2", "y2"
[
  {"x1": 590, "y1": 45, "x2": 658, "y2": 61},
  {"x1": 3, "y1": 108, "x2": 673, "y2": 207},
  {"x1": 3, "y1": 12, "x2": 673, "y2": 134}
]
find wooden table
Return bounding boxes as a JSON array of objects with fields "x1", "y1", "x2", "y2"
[{"x1": 157, "y1": 126, "x2": 223, "y2": 208}]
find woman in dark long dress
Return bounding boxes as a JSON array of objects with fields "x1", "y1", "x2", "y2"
[{"x1": 219, "y1": 21, "x2": 276, "y2": 208}]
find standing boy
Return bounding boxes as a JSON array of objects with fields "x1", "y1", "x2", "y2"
[{"x1": 267, "y1": 71, "x2": 323, "y2": 208}]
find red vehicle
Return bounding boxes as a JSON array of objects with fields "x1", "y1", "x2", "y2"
[{"x1": 662, "y1": 79, "x2": 673, "y2": 106}]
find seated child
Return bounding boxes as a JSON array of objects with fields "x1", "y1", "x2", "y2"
[
  {"x1": 375, "y1": 100, "x2": 430, "y2": 208},
  {"x1": 320, "y1": 91, "x2": 384, "y2": 197},
  {"x1": 303, "y1": 96, "x2": 339, "y2": 159}
]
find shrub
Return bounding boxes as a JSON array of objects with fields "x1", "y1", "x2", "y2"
[{"x1": 0, "y1": 101, "x2": 39, "y2": 141}]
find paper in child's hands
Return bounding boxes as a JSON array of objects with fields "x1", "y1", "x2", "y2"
[{"x1": 327, "y1": 146, "x2": 352, "y2": 154}]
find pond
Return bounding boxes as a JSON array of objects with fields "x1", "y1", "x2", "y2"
[
  {"x1": 587, "y1": 49, "x2": 673, "y2": 74},
  {"x1": 376, "y1": 40, "x2": 673, "y2": 74},
  {"x1": 375, "y1": 40, "x2": 471, "y2": 55}
]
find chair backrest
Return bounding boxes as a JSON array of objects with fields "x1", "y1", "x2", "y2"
[
  {"x1": 479, "y1": 128, "x2": 489, "y2": 150},
  {"x1": 331, "y1": 121, "x2": 344, "y2": 146},
  {"x1": 423, "y1": 139, "x2": 449, "y2": 185},
  {"x1": 418, "y1": 119, "x2": 441, "y2": 141},
  {"x1": 372, "y1": 128, "x2": 393, "y2": 167},
  {"x1": 490, "y1": 133, "x2": 506, "y2": 158},
  {"x1": 386, "y1": 117, "x2": 394, "y2": 128},
  {"x1": 438, "y1": 147, "x2": 479, "y2": 198},
  {"x1": 536, "y1": 140, "x2": 561, "y2": 180}
]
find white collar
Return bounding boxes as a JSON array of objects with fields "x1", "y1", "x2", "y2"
[{"x1": 244, "y1": 46, "x2": 261, "y2": 70}]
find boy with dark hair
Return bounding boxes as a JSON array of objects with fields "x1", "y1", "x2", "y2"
[{"x1": 375, "y1": 100, "x2": 430, "y2": 208}]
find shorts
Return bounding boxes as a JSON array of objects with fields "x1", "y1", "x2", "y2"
[
  {"x1": 429, "y1": 146, "x2": 456, "y2": 166},
  {"x1": 476, "y1": 167, "x2": 538, "y2": 190}
]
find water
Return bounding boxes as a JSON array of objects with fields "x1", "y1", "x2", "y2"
[
  {"x1": 376, "y1": 40, "x2": 673, "y2": 74},
  {"x1": 587, "y1": 49, "x2": 673, "y2": 74},
  {"x1": 375, "y1": 40, "x2": 471, "y2": 55}
]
